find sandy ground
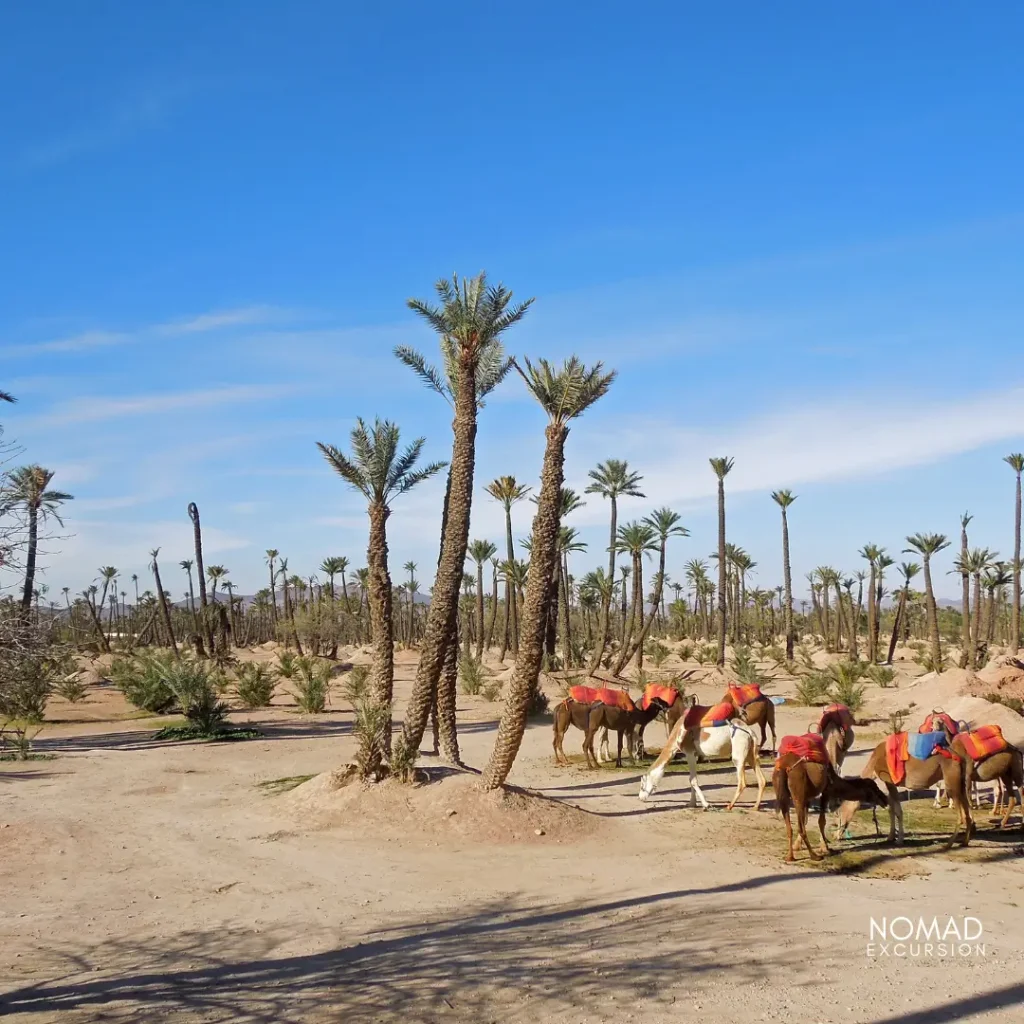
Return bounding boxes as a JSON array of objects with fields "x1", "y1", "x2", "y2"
[{"x1": 2, "y1": 646, "x2": 1024, "y2": 1024}]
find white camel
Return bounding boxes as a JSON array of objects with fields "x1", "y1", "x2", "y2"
[{"x1": 638, "y1": 716, "x2": 767, "y2": 810}]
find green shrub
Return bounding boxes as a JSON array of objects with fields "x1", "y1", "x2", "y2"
[
  {"x1": 794, "y1": 673, "x2": 830, "y2": 706},
  {"x1": 888, "y1": 709, "x2": 909, "y2": 734},
  {"x1": 646, "y1": 640, "x2": 670, "y2": 668},
  {"x1": 481, "y1": 679, "x2": 502, "y2": 701},
  {"x1": 342, "y1": 664, "x2": 371, "y2": 704},
  {"x1": 290, "y1": 656, "x2": 330, "y2": 713},
  {"x1": 676, "y1": 642, "x2": 693, "y2": 662},
  {"x1": 693, "y1": 644, "x2": 711, "y2": 666},
  {"x1": 730, "y1": 645, "x2": 773, "y2": 688},
  {"x1": 826, "y1": 662, "x2": 868, "y2": 713},
  {"x1": 159, "y1": 657, "x2": 231, "y2": 734},
  {"x1": 459, "y1": 655, "x2": 489, "y2": 696},
  {"x1": 528, "y1": 687, "x2": 550, "y2": 719},
  {"x1": 110, "y1": 653, "x2": 176, "y2": 714},
  {"x1": 276, "y1": 651, "x2": 298, "y2": 679},
  {"x1": 984, "y1": 692, "x2": 1024, "y2": 715},
  {"x1": 235, "y1": 663, "x2": 278, "y2": 708},
  {"x1": 865, "y1": 664, "x2": 895, "y2": 688}
]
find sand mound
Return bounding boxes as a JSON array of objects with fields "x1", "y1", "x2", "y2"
[
  {"x1": 285, "y1": 769, "x2": 599, "y2": 845},
  {"x1": 973, "y1": 656, "x2": 1024, "y2": 702},
  {"x1": 942, "y1": 696, "x2": 1024, "y2": 746}
]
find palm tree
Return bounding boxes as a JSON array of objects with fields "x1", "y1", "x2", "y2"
[
  {"x1": 771, "y1": 490, "x2": 797, "y2": 659},
  {"x1": 403, "y1": 560, "x2": 418, "y2": 643},
  {"x1": 957, "y1": 547, "x2": 995, "y2": 670},
  {"x1": 398, "y1": 273, "x2": 532, "y2": 760},
  {"x1": 708, "y1": 457, "x2": 734, "y2": 665},
  {"x1": 486, "y1": 476, "x2": 532, "y2": 660},
  {"x1": 319, "y1": 556, "x2": 345, "y2": 603},
  {"x1": 319, "y1": 419, "x2": 445, "y2": 776},
  {"x1": 612, "y1": 521, "x2": 658, "y2": 668},
  {"x1": 956, "y1": 512, "x2": 973, "y2": 668},
  {"x1": 188, "y1": 502, "x2": 214, "y2": 654},
  {"x1": 904, "y1": 533, "x2": 950, "y2": 671},
  {"x1": 2, "y1": 466, "x2": 74, "y2": 614},
  {"x1": 467, "y1": 540, "x2": 498, "y2": 659},
  {"x1": 206, "y1": 565, "x2": 228, "y2": 604},
  {"x1": 1004, "y1": 454, "x2": 1024, "y2": 654},
  {"x1": 886, "y1": 562, "x2": 920, "y2": 664},
  {"x1": 556, "y1": 526, "x2": 586, "y2": 665},
  {"x1": 149, "y1": 548, "x2": 178, "y2": 656},
  {"x1": 483, "y1": 356, "x2": 614, "y2": 790},
  {"x1": 179, "y1": 560, "x2": 196, "y2": 616},
  {"x1": 265, "y1": 549, "x2": 280, "y2": 624},
  {"x1": 859, "y1": 544, "x2": 881, "y2": 662},
  {"x1": 585, "y1": 459, "x2": 644, "y2": 674}
]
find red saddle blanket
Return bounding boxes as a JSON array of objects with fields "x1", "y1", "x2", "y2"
[
  {"x1": 727, "y1": 684, "x2": 763, "y2": 707},
  {"x1": 961, "y1": 725, "x2": 1008, "y2": 761},
  {"x1": 776, "y1": 733, "x2": 829, "y2": 767},
  {"x1": 639, "y1": 683, "x2": 679, "y2": 710},
  {"x1": 885, "y1": 732, "x2": 910, "y2": 785},
  {"x1": 819, "y1": 703, "x2": 854, "y2": 734},
  {"x1": 568, "y1": 685, "x2": 635, "y2": 712},
  {"x1": 700, "y1": 700, "x2": 735, "y2": 726},
  {"x1": 920, "y1": 711, "x2": 958, "y2": 735}
]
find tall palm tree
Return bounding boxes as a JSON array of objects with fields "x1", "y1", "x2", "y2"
[
  {"x1": 614, "y1": 509, "x2": 686, "y2": 674},
  {"x1": 149, "y1": 548, "x2": 178, "y2": 656},
  {"x1": 886, "y1": 562, "x2": 920, "y2": 664},
  {"x1": 265, "y1": 549, "x2": 279, "y2": 624},
  {"x1": 1004, "y1": 454, "x2": 1024, "y2": 654},
  {"x1": 206, "y1": 565, "x2": 228, "y2": 604},
  {"x1": 403, "y1": 560, "x2": 418, "y2": 643},
  {"x1": 957, "y1": 547, "x2": 995, "y2": 670},
  {"x1": 467, "y1": 540, "x2": 498, "y2": 659},
  {"x1": 612, "y1": 521, "x2": 658, "y2": 667},
  {"x1": 2, "y1": 466, "x2": 73, "y2": 614},
  {"x1": 188, "y1": 502, "x2": 214, "y2": 654},
  {"x1": 859, "y1": 544, "x2": 881, "y2": 662},
  {"x1": 319, "y1": 419, "x2": 445, "y2": 775},
  {"x1": 486, "y1": 476, "x2": 531, "y2": 660},
  {"x1": 398, "y1": 273, "x2": 532, "y2": 759},
  {"x1": 483, "y1": 356, "x2": 614, "y2": 790},
  {"x1": 904, "y1": 533, "x2": 950, "y2": 671},
  {"x1": 97, "y1": 566, "x2": 117, "y2": 615},
  {"x1": 320, "y1": 556, "x2": 346, "y2": 603},
  {"x1": 771, "y1": 490, "x2": 797, "y2": 659},
  {"x1": 556, "y1": 526, "x2": 587, "y2": 665},
  {"x1": 585, "y1": 459, "x2": 644, "y2": 674},
  {"x1": 179, "y1": 560, "x2": 196, "y2": 615},
  {"x1": 708, "y1": 457, "x2": 734, "y2": 665},
  {"x1": 956, "y1": 512, "x2": 973, "y2": 668}
]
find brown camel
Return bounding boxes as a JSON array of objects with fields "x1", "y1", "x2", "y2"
[
  {"x1": 636, "y1": 693, "x2": 698, "y2": 759},
  {"x1": 773, "y1": 754, "x2": 887, "y2": 862},
  {"x1": 945, "y1": 731, "x2": 1024, "y2": 830},
  {"x1": 724, "y1": 692, "x2": 777, "y2": 753},
  {"x1": 820, "y1": 715, "x2": 855, "y2": 770},
  {"x1": 836, "y1": 742, "x2": 973, "y2": 847},
  {"x1": 553, "y1": 698, "x2": 638, "y2": 769}
]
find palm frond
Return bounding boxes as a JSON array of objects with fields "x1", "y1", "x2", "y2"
[
  {"x1": 317, "y1": 441, "x2": 371, "y2": 499},
  {"x1": 394, "y1": 345, "x2": 451, "y2": 404},
  {"x1": 397, "y1": 461, "x2": 447, "y2": 494}
]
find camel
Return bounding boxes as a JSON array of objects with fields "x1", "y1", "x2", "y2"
[
  {"x1": 638, "y1": 712, "x2": 766, "y2": 811},
  {"x1": 553, "y1": 698, "x2": 638, "y2": 769},
  {"x1": 836, "y1": 740, "x2": 973, "y2": 847},
  {"x1": 817, "y1": 704, "x2": 855, "y2": 770},
  {"x1": 635, "y1": 693, "x2": 698, "y2": 760},
  {"x1": 941, "y1": 725, "x2": 1023, "y2": 830},
  {"x1": 725, "y1": 690, "x2": 777, "y2": 753},
  {"x1": 773, "y1": 753, "x2": 887, "y2": 862}
]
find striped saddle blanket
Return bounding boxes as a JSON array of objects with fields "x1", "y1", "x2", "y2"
[
  {"x1": 885, "y1": 732, "x2": 910, "y2": 785},
  {"x1": 776, "y1": 733, "x2": 829, "y2": 767},
  {"x1": 728, "y1": 684, "x2": 763, "y2": 707},
  {"x1": 682, "y1": 701, "x2": 736, "y2": 730},
  {"x1": 920, "y1": 711, "x2": 958, "y2": 735},
  {"x1": 639, "y1": 683, "x2": 679, "y2": 710},
  {"x1": 908, "y1": 731, "x2": 949, "y2": 761},
  {"x1": 818, "y1": 703, "x2": 854, "y2": 734},
  {"x1": 961, "y1": 725, "x2": 1008, "y2": 761},
  {"x1": 568, "y1": 685, "x2": 635, "y2": 712}
]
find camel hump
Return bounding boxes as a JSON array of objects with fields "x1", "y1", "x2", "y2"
[
  {"x1": 569, "y1": 685, "x2": 601, "y2": 705},
  {"x1": 594, "y1": 687, "x2": 635, "y2": 712},
  {"x1": 727, "y1": 683, "x2": 763, "y2": 707},
  {"x1": 819, "y1": 703, "x2": 854, "y2": 733},
  {"x1": 700, "y1": 701, "x2": 735, "y2": 726},
  {"x1": 641, "y1": 683, "x2": 678, "y2": 709},
  {"x1": 776, "y1": 733, "x2": 828, "y2": 767},
  {"x1": 961, "y1": 724, "x2": 1008, "y2": 760}
]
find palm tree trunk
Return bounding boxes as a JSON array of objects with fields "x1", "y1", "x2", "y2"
[
  {"x1": 615, "y1": 540, "x2": 668, "y2": 675},
  {"x1": 716, "y1": 479, "x2": 727, "y2": 666},
  {"x1": 866, "y1": 566, "x2": 877, "y2": 662},
  {"x1": 781, "y1": 508, "x2": 794, "y2": 659},
  {"x1": 188, "y1": 503, "x2": 215, "y2": 655},
  {"x1": 401, "y1": 368, "x2": 478, "y2": 755},
  {"x1": 437, "y1": 622, "x2": 459, "y2": 761},
  {"x1": 151, "y1": 557, "x2": 178, "y2": 657},
  {"x1": 922, "y1": 555, "x2": 942, "y2": 670},
  {"x1": 486, "y1": 563, "x2": 499, "y2": 650},
  {"x1": 268, "y1": 560, "x2": 278, "y2": 627},
  {"x1": 971, "y1": 573, "x2": 983, "y2": 669},
  {"x1": 588, "y1": 495, "x2": 617, "y2": 674},
  {"x1": 1014, "y1": 469, "x2": 1022, "y2": 654},
  {"x1": 474, "y1": 561, "x2": 486, "y2": 660},
  {"x1": 364, "y1": 501, "x2": 395, "y2": 773},
  {"x1": 483, "y1": 421, "x2": 566, "y2": 790},
  {"x1": 886, "y1": 588, "x2": 907, "y2": 665},
  {"x1": 559, "y1": 560, "x2": 573, "y2": 667},
  {"x1": 19, "y1": 506, "x2": 39, "y2": 614}
]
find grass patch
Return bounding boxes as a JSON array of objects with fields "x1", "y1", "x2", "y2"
[
  {"x1": 153, "y1": 725, "x2": 262, "y2": 742},
  {"x1": 0, "y1": 752, "x2": 57, "y2": 762},
  {"x1": 258, "y1": 774, "x2": 316, "y2": 795}
]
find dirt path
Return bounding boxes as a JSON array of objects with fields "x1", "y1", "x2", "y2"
[{"x1": 2, "y1": 653, "x2": 1023, "y2": 1023}]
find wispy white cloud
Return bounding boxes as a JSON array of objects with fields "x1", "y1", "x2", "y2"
[
  {"x1": 574, "y1": 385, "x2": 1024, "y2": 520},
  {"x1": 13, "y1": 79, "x2": 199, "y2": 171},
  {"x1": 154, "y1": 306, "x2": 284, "y2": 336},
  {"x1": 22, "y1": 384, "x2": 295, "y2": 429},
  {"x1": 1, "y1": 330, "x2": 130, "y2": 356}
]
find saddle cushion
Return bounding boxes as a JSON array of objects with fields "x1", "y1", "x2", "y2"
[
  {"x1": 920, "y1": 711, "x2": 958, "y2": 735},
  {"x1": 961, "y1": 724, "x2": 1008, "y2": 761},
  {"x1": 568, "y1": 685, "x2": 600, "y2": 705},
  {"x1": 639, "y1": 683, "x2": 678, "y2": 710},
  {"x1": 818, "y1": 703, "x2": 854, "y2": 734},
  {"x1": 727, "y1": 683, "x2": 763, "y2": 707},
  {"x1": 700, "y1": 701, "x2": 735, "y2": 726},
  {"x1": 885, "y1": 732, "x2": 910, "y2": 785},
  {"x1": 776, "y1": 732, "x2": 829, "y2": 767},
  {"x1": 908, "y1": 730, "x2": 948, "y2": 761},
  {"x1": 596, "y1": 687, "x2": 635, "y2": 712}
]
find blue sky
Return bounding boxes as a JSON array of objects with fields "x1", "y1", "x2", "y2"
[{"x1": 2, "y1": 3, "x2": 1023, "y2": 602}]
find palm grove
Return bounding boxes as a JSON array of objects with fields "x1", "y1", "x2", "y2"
[{"x1": 5, "y1": 277, "x2": 1024, "y2": 782}]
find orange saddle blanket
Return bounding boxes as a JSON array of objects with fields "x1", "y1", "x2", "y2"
[
  {"x1": 961, "y1": 725, "x2": 1008, "y2": 761},
  {"x1": 727, "y1": 684, "x2": 763, "y2": 707},
  {"x1": 885, "y1": 732, "x2": 910, "y2": 785},
  {"x1": 776, "y1": 733, "x2": 829, "y2": 767},
  {"x1": 700, "y1": 700, "x2": 735, "y2": 726},
  {"x1": 568, "y1": 685, "x2": 634, "y2": 712},
  {"x1": 639, "y1": 683, "x2": 679, "y2": 711},
  {"x1": 819, "y1": 703, "x2": 854, "y2": 734},
  {"x1": 920, "y1": 711, "x2": 958, "y2": 735}
]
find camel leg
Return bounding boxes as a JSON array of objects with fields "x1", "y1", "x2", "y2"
[
  {"x1": 797, "y1": 796, "x2": 821, "y2": 860},
  {"x1": 639, "y1": 721, "x2": 687, "y2": 802},
  {"x1": 583, "y1": 726, "x2": 598, "y2": 770},
  {"x1": 687, "y1": 747, "x2": 710, "y2": 809},
  {"x1": 553, "y1": 723, "x2": 566, "y2": 767},
  {"x1": 614, "y1": 728, "x2": 623, "y2": 769},
  {"x1": 933, "y1": 783, "x2": 944, "y2": 809},
  {"x1": 725, "y1": 743, "x2": 746, "y2": 811},
  {"x1": 998, "y1": 778, "x2": 1016, "y2": 829},
  {"x1": 884, "y1": 784, "x2": 900, "y2": 844},
  {"x1": 783, "y1": 805, "x2": 795, "y2": 863},
  {"x1": 598, "y1": 727, "x2": 611, "y2": 764},
  {"x1": 751, "y1": 746, "x2": 767, "y2": 812},
  {"x1": 816, "y1": 802, "x2": 831, "y2": 858}
]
